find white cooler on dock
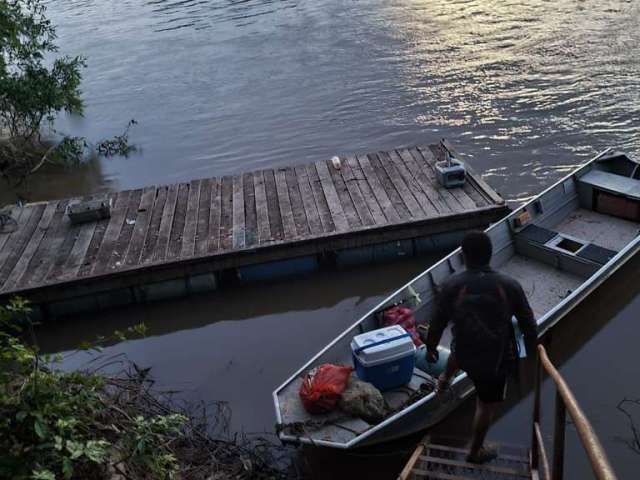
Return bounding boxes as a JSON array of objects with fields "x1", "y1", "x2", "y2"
[{"x1": 351, "y1": 326, "x2": 416, "y2": 391}]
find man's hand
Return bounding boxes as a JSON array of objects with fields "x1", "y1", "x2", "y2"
[{"x1": 426, "y1": 347, "x2": 439, "y2": 364}]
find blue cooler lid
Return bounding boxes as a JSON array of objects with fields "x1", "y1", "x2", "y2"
[{"x1": 351, "y1": 326, "x2": 416, "y2": 367}]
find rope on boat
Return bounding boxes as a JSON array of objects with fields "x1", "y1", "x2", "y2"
[{"x1": 0, "y1": 210, "x2": 18, "y2": 233}]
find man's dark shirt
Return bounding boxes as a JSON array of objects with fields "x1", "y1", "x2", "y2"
[{"x1": 426, "y1": 265, "x2": 537, "y2": 363}]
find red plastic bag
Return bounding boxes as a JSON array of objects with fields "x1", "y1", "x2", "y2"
[
  {"x1": 382, "y1": 306, "x2": 423, "y2": 347},
  {"x1": 299, "y1": 364, "x2": 353, "y2": 414}
]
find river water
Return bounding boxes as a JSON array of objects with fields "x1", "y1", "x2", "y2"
[
  {"x1": 15, "y1": 0, "x2": 640, "y2": 477},
  {"x1": 4, "y1": 0, "x2": 639, "y2": 203}
]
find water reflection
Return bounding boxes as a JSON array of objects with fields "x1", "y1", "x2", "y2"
[
  {"x1": 28, "y1": 0, "x2": 638, "y2": 204},
  {"x1": 39, "y1": 256, "x2": 436, "y2": 434},
  {"x1": 0, "y1": 158, "x2": 112, "y2": 205}
]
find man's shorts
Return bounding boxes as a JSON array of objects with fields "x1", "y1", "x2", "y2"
[{"x1": 465, "y1": 368, "x2": 508, "y2": 403}]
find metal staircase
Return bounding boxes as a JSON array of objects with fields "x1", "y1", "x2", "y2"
[{"x1": 400, "y1": 438, "x2": 530, "y2": 479}]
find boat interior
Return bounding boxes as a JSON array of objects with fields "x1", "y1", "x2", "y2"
[{"x1": 275, "y1": 151, "x2": 640, "y2": 447}]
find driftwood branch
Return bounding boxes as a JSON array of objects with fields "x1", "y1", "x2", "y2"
[
  {"x1": 87, "y1": 361, "x2": 296, "y2": 479},
  {"x1": 29, "y1": 143, "x2": 57, "y2": 174},
  {"x1": 617, "y1": 398, "x2": 640, "y2": 455}
]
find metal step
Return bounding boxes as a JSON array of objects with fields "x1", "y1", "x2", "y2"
[{"x1": 399, "y1": 437, "x2": 532, "y2": 480}]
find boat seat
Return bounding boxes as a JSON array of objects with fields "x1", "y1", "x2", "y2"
[
  {"x1": 576, "y1": 243, "x2": 618, "y2": 264},
  {"x1": 517, "y1": 225, "x2": 557, "y2": 244},
  {"x1": 579, "y1": 170, "x2": 640, "y2": 201},
  {"x1": 515, "y1": 224, "x2": 619, "y2": 276}
]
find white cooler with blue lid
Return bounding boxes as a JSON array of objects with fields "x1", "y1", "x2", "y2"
[{"x1": 350, "y1": 325, "x2": 416, "y2": 391}]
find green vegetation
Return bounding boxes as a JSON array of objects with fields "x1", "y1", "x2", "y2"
[
  {"x1": 0, "y1": 299, "x2": 182, "y2": 479},
  {"x1": 0, "y1": 299, "x2": 289, "y2": 480},
  {"x1": 0, "y1": 0, "x2": 135, "y2": 186}
]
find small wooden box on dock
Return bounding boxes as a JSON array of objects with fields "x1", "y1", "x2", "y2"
[{"x1": 0, "y1": 143, "x2": 508, "y2": 319}]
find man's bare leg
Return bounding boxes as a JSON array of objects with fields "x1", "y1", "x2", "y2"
[{"x1": 467, "y1": 398, "x2": 499, "y2": 462}]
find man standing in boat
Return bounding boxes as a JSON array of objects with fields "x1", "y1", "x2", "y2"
[{"x1": 425, "y1": 231, "x2": 537, "y2": 464}]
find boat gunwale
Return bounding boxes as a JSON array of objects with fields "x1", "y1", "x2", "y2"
[{"x1": 274, "y1": 147, "x2": 638, "y2": 448}]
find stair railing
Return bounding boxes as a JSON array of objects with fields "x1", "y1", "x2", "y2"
[{"x1": 531, "y1": 344, "x2": 617, "y2": 480}]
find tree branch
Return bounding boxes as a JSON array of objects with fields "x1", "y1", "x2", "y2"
[{"x1": 617, "y1": 398, "x2": 640, "y2": 455}]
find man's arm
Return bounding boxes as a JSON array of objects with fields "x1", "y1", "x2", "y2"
[
  {"x1": 425, "y1": 284, "x2": 455, "y2": 354},
  {"x1": 511, "y1": 281, "x2": 537, "y2": 352}
]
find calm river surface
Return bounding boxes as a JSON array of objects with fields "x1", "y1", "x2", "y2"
[{"x1": 22, "y1": 0, "x2": 640, "y2": 477}]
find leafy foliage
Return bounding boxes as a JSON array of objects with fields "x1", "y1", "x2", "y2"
[
  {"x1": 0, "y1": 299, "x2": 185, "y2": 480},
  {"x1": 0, "y1": 0, "x2": 85, "y2": 139},
  {"x1": 0, "y1": 1, "x2": 137, "y2": 186}
]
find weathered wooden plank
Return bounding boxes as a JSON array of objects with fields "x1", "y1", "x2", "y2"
[
  {"x1": 208, "y1": 177, "x2": 222, "y2": 252},
  {"x1": 140, "y1": 187, "x2": 168, "y2": 264},
  {"x1": 59, "y1": 216, "x2": 100, "y2": 279},
  {"x1": 323, "y1": 158, "x2": 362, "y2": 229},
  {"x1": 264, "y1": 169, "x2": 284, "y2": 241},
  {"x1": 307, "y1": 163, "x2": 335, "y2": 233},
  {"x1": 284, "y1": 167, "x2": 310, "y2": 237},
  {"x1": 254, "y1": 170, "x2": 272, "y2": 243},
  {"x1": 0, "y1": 204, "x2": 46, "y2": 288},
  {"x1": 92, "y1": 191, "x2": 133, "y2": 273},
  {"x1": 167, "y1": 183, "x2": 190, "y2": 260},
  {"x1": 72, "y1": 194, "x2": 114, "y2": 278},
  {"x1": 397, "y1": 149, "x2": 453, "y2": 215},
  {"x1": 357, "y1": 154, "x2": 401, "y2": 223},
  {"x1": 179, "y1": 179, "x2": 201, "y2": 258},
  {"x1": 1, "y1": 202, "x2": 58, "y2": 292},
  {"x1": 106, "y1": 189, "x2": 144, "y2": 270},
  {"x1": 194, "y1": 179, "x2": 211, "y2": 256},
  {"x1": 344, "y1": 155, "x2": 386, "y2": 225},
  {"x1": 295, "y1": 166, "x2": 323, "y2": 235},
  {"x1": 376, "y1": 151, "x2": 425, "y2": 217},
  {"x1": 449, "y1": 184, "x2": 480, "y2": 210},
  {"x1": 218, "y1": 176, "x2": 234, "y2": 251},
  {"x1": 463, "y1": 180, "x2": 490, "y2": 207},
  {"x1": 274, "y1": 168, "x2": 297, "y2": 239},
  {"x1": 243, "y1": 172, "x2": 258, "y2": 247},
  {"x1": 387, "y1": 150, "x2": 439, "y2": 217},
  {"x1": 0, "y1": 205, "x2": 25, "y2": 253},
  {"x1": 17, "y1": 200, "x2": 70, "y2": 288},
  {"x1": 368, "y1": 153, "x2": 412, "y2": 220},
  {"x1": 419, "y1": 455, "x2": 529, "y2": 477},
  {"x1": 232, "y1": 175, "x2": 246, "y2": 249},
  {"x1": 46, "y1": 221, "x2": 86, "y2": 281},
  {"x1": 49, "y1": 195, "x2": 105, "y2": 280},
  {"x1": 0, "y1": 205, "x2": 37, "y2": 273},
  {"x1": 409, "y1": 147, "x2": 465, "y2": 213},
  {"x1": 315, "y1": 160, "x2": 351, "y2": 231},
  {"x1": 0, "y1": 206, "x2": 30, "y2": 272},
  {"x1": 339, "y1": 156, "x2": 375, "y2": 226},
  {"x1": 123, "y1": 187, "x2": 157, "y2": 266},
  {"x1": 152, "y1": 184, "x2": 179, "y2": 262}
]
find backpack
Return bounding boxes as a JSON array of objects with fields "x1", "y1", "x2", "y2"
[{"x1": 452, "y1": 284, "x2": 510, "y2": 375}]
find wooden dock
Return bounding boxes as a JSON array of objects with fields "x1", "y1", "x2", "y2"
[{"x1": 0, "y1": 145, "x2": 508, "y2": 318}]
